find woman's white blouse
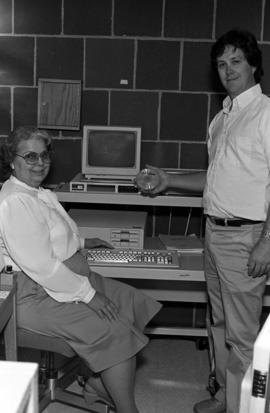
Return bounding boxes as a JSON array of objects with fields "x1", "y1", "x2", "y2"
[{"x1": 0, "y1": 176, "x2": 95, "y2": 303}]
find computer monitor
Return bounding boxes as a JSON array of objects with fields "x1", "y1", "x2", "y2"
[
  {"x1": 239, "y1": 314, "x2": 270, "y2": 413},
  {"x1": 81, "y1": 125, "x2": 141, "y2": 181}
]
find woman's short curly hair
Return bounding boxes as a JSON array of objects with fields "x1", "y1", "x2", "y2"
[
  {"x1": 211, "y1": 28, "x2": 264, "y2": 83},
  {"x1": 0, "y1": 126, "x2": 52, "y2": 181}
]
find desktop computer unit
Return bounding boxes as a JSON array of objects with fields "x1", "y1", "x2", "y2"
[
  {"x1": 69, "y1": 208, "x2": 147, "y2": 249},
  {"x1": 69, "y1": 172, "x2": 139, "y2": 193},
  {"x1": 70, "y1": 125, "x2": 142, "y2": 194}
]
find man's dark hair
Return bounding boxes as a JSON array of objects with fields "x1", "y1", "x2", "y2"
[{"x1": 211, "y1": 28, "x2": 264, "y2": 83}]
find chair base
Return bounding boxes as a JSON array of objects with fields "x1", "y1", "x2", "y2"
[
  {"x1": 39, "y1": 388, "x2": 111, "y2": 413},
  {"x1": 39, "y1": 358, "x2": 113, "y2": 413},
  {"x1": 17, "y1": 329, "x2": 113, "y2": 412},
  {"x1": 38, "y1": 351, "x2": 112, "y2": 413}
]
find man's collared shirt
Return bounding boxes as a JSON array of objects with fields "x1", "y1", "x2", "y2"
[{"x1": 203, "y1": 84, "x2": 270, "y2": 220}]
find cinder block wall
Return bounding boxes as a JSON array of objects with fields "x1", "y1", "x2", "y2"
[{"x1": 0, "y1": 0, "x2": 269, "y2": 234}]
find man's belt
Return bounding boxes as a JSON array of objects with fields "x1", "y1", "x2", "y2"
[{"x1": 208, "y1": 216, "x2": 264, "y2": 227}]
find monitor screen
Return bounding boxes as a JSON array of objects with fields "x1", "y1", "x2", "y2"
[{"x1": 82, "y1": 125, "x2": 141, "y2": 181}]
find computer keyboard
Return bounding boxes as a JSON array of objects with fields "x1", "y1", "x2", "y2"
[{"x1": 87, "y1": 248, "x2": 180, "y2": 269}]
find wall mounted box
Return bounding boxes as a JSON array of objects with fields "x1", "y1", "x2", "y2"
[{"x1": 38, "y1": 78, "x2": 81, "y2": 130}]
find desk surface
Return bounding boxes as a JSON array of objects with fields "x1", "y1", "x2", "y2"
[
  {"x1": 55, "y1": 184, "x2": 203, "y2": 208},
  {"x1": 90, "y1": 252, "x2": 205, "y2": 281}
]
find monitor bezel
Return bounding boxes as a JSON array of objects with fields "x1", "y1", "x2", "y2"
[{"x1": 82, "y1": 125, "x2": 141, "y2": 180}]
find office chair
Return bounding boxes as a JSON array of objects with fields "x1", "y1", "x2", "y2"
[{"x1": 17, "y1": 328, "x2": 112, "y2": 413}]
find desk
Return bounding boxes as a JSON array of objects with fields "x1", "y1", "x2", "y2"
[
  {"x1": 0, "y1": 279, "x2": 17, "y2": 361},
  {"x1": 56, "y1": 189, "x2": 270, "y2": 335},
  {"x1": 0, "y1": 361, "x2": 38, "y2": 413},
  {"x1": 91, "y1": 251, "x2": 270, "y2": 337},
  {"x1": 91, "y1": 252, "x2": 208, "y2": 337},
  {"x1": 55, "y1": 186, "x2": 203, "y2": 208},
  {"x1": 55, "y1": 189, "x2": 205, "y2": 335}
]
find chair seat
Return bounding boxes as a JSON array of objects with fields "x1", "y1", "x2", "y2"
[
  {"x1": 17, "y1": 328, "x2": 111, "y2": 413},
  {"x1": 17, "y1": 328, "x2": 76, "y2": 358}
]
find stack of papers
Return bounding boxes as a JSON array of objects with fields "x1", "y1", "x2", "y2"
[{"x1": 159, "y1": 234, "x2": 204, "y2": 253}]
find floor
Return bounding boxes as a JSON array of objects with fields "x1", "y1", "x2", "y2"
[{"x1": 43, "y1": 337, "x2": 211, "y2": 413}]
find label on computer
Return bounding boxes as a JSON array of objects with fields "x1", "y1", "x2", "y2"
[{"x1": 252, "y1": 369, "x2": 268, "y2": 398}]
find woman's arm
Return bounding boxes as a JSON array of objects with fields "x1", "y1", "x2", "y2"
[
  {"x1": 0, "y1": 194, "x2": 95, "y2": 303},
  {"x1": 63, "y1": 250, "x2": 119, "y2": 321},
  {"x1": 83, "y1": 238, "x2": 113, "y2": 249}
]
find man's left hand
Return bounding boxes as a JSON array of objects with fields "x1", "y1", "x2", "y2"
[{"x1": 248, "y1": 239, "x2": 270, "y2": 277}]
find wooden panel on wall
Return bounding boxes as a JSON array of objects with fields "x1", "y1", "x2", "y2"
[{"x1": 38, "y1": 78, "x2": 81, "y2": 130}]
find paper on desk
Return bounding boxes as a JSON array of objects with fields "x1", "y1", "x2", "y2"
[
  {"x1": 159, "y1": 234, "x2": 204, "y2": 253},
  {"x1": 0, "y1": 291, "x2": 10, "y2": 299}
]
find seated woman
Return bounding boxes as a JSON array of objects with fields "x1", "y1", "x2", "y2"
[{"x1": 0, "y1": 126, "x2": 162, "y2": 413}]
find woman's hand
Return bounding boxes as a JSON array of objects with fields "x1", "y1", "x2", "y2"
[
  {"x1": 88, "y1": 291, "x2": 119, "y2": 321},
  {"x1": 84, "y1": 238, "x2": 113, "y2": 249}
]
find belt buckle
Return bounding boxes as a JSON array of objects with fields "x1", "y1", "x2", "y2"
[{"x1": 224, "y1": 218, "x2": 228, "y2": 226}]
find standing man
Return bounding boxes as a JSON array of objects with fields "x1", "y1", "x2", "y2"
[{"x1": 138, "y1": 29, "x2": 270, "y2": 413}]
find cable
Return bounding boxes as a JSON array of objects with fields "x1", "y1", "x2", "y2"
[
  {"x1": 168, "y1": 207, "x2": 172, "y2": 234},
  {"x1": 184, "y1": 207, "x2": 192, "y2": 236}
]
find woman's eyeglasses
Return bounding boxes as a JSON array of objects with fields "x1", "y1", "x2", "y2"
[{"x1": 15, "y1": 150, "x2": 52, "y2": 165}]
